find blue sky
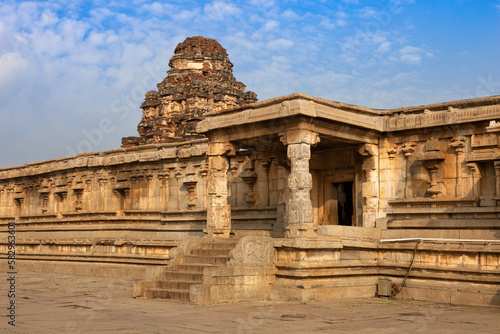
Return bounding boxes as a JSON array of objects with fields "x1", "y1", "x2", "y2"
[{"x1": 0, "y1": 0, "x2": 499, "y2": 168}]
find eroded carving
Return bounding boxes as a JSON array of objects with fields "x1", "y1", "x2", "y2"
[{"x1": 229, "y1": 236, "x2": 274, "y2": 267}]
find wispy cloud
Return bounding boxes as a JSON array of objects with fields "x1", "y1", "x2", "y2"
[{"x1": 399, "y1": 45, "x2": 433, "y2": 64}]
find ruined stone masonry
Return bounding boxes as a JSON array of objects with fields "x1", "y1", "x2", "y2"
[
  {"x1": 1, "y1": 36, "x2": 499, "y2": 306},
  {"x1": 122, "y1": 36, "x2": 257, "y2": 146}
]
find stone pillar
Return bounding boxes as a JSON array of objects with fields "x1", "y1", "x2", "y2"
[
  {"x1": 259, "y1": 158, "x2": 271, "y2": 207},
  {"x1": 280, "y1": 129, "x2": 320, "y2": 238},
  {"x1": 158, "y1": 169, "x2": 170, "y2": 211},
  {"x1": 401, "y1": 142, "x2": 416, "y2": 198},
  {"x1": 359, "y1": 143, "x2": 379, "y2": 227},
  {"x1": 467, "y1": 163, "x2": 481, "y2": 197},
  {"x1": 494, "y1": 161, "x2": 500, "y2": 199},
  {"x1": 206, "y1": 141, "x2": 237, "y2": 238},
  {"x1": 451, "y1": 136, "x2": 466, "y2": 197}
]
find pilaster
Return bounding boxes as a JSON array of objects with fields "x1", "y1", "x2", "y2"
[
  {"x1": 206, "y1": 141, "x2": 237, "y2": 238},
  {"x1": 451, "y1": 136, "x2": 466, "y2": 197},
  {"x1": 359, "y1": 143, "x2": 379, "y2": 227}
]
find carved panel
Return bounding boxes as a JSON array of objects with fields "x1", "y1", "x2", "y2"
[{"x1": 229, "y1": 236, "x2": 274, "y2": 267}]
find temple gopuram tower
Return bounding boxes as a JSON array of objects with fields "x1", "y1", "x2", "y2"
[{"x1": 122, "y1": 36, "x2": 258, "y2": 146}]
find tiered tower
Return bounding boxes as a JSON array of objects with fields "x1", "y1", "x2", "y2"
[{"x1": 122, "y1": 36, "x2": 257, "y2": 147}]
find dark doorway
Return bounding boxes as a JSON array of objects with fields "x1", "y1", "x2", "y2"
[{"x1": 335, "y1": 182, "x2": 353, "y2": 226}]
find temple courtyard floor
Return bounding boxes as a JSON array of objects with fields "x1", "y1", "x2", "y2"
[{"x1": 1, "y1": 270, "x2": 499, "y2": 333}]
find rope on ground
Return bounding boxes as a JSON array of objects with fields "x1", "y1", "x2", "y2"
[{"x1": 391, "y1": 239, "x2": 421, "y2": 297}]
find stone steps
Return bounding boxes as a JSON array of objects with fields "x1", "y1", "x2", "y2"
[
  {"x1": 145, "y1": 239, "x2": 237, "y2": 302},
  {"x1": 199, "y1": 242, "x2": 238, "y2": 250},
  {"x1": 145, "y1": 288, "x2": 190, "y2": 301},
  {"x1": 191, "y1": 248, "x2": 232, "y2": 257},
  {"x1": 183, "y1": 255, "x2": 229, "y2": 265},
  {"x1": 155, "y1": 280, "x2": 201, "y2": 290},
  {"x1": 162, "y1": 271, "x2": 204, "y2": 282}
]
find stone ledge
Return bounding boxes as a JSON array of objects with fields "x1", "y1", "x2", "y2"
[
  {"x1": 3, "y1": 260, "x2": 148, "y2": 278},
  {"x1": 2, "y1": 255, "x2": 169, "y2": 265},
  {"x1": 317, "y1": 225, "x2": 381, "y2": 240},
  {"x1": 0, "y1": 238, "x2": 178, "y2": 247},
  {"x1": 387, "y1": 207, "x2": 500, "y2": 214},
  {"x1": 274, "y1": 238, "x2": 343, "y2": 249},
  {"x1": 387, "y1": 219, "x2": 500, "y2": 229},
  {"x1": 394, "y1": 278, "x2": 500, "y2": 306},
  {"x1": 0, "y1": 223, "x2": 204, "y2": 232}
]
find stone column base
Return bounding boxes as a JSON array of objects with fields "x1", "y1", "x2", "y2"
[
  {"x1": 286, "y1": 224, "x2": 317, "y2": 238},
  {"x1": 205, "y1": 228, "x2": 231, "y2": 238}
]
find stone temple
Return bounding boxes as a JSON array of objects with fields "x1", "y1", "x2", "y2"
[{"x1": 0, "y1": 36, "x2": 499, "y2": 306}]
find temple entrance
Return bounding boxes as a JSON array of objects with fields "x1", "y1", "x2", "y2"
[
  {"x1": 334, "y1": 182, "x2": 353, "y2": 226},
  {"x1": 324, "y1": 181, "x2": 354, "y2": 226}
]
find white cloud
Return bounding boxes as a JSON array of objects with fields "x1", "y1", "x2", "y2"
[
  {"x1": 358, "y1": 7, "x2": 377, "y2": 19},
  {"x1": 400, "y1": 52, "x2": 421, "y2": 64},
  {"x1": 377, "y1": 41, "x2": 391, "y2": 53},
  {"x1": 320, "y1": 17, "x2": 336, "y2": 29},
  {"x1": 204, "y1": 1, "x2": 242, "y2": 21},
  {"x1": 249, "y1": 0, "x2": 275, "y2": 7},
  {"x1": 0, "y1": 52, "x2": 27, "y2": 89},
  {"x1": 282, "y1": 8, "x2": 300, "y2": 20},
  {"x1": 266, "y1": 38, "x2": 293, "y2": 50},
  {"x1": 399, "y1": 45, "x2": 433, "y2": 64},
  {"x1": 262, "y1": 20, "x2": 280, "y2": 31}
]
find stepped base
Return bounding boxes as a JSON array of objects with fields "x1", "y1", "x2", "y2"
[{"x1": 138, "y1": 238, "x2": 239, "y2": 302}]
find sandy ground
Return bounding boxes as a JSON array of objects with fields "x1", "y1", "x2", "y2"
[{"x1": 1, "y1": 270, "x2": 499, "y2": 333}]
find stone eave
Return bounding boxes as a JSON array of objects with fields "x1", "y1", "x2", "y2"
[
  {"x1": 198, "y1": 92, "x2": 386, "y2": 134},
  {"x1": 0, "y1": 138, "x2": 208, "y2": 180},
  {"x1": 199, "y1": 93, "x2": 500, "y2": 134},
  {"x1": 383, "y1": 95, "x2": 500, "y2": 115},
  {"x1": 205, "y1": 92, "x2": 382, "y2": 117}
]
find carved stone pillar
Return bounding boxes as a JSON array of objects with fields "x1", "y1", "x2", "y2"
[
  {"x1": 183, "y1": 181, "x2": 198, "y2": 208},
  {"x1": 259, "y1": 158, "x2": 272, "y2": 207},
  {"x1": 421, "y1": 138, "x2": 445, "y2": 199},
  {"x1": 240, "y1": 159, "x2": 257, "y2": 206},
  {"x1": 494, "y1": 161, "x2": 500, "y2": 200},
  {"x1": 451, "y1": 136, "x2": 466, "y2": 197},
  {"x1": 39, "y1": 179, "x2": 51, "y2": 214},
  {"x1": 158, "y1": 169, "x2": 170, "y2": 211},
  {"x1": 280, "y1": 129, "x2": 320, "y2": 238},
  {"x1": 206, "y1": 141, "x2": 237, "y2": 238},
  {"x1": 467, "y1": 163, "x2": 481, "y2": 197},
  {"x1": 359, "y1": 143, "x2": 379, "y2": 227},
  {"x1": 401, "y1": 142, "x2": 416, "y2": 198}
]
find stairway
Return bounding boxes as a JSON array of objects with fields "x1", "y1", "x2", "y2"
[{"x1": 145, "y1": 239, "x2": 238, "y2": 302}]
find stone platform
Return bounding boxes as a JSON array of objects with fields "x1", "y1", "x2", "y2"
[{"x1": 1, "y1": 271, "x2": 499, "y2": 333}]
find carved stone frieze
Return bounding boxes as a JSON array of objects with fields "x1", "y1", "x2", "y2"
[
  {"x1": 486, "y1": 120, "x2": 500, "y2": 132},
  {"x1": 228, "y1": 236, "x2": 274, "y2": 267}
]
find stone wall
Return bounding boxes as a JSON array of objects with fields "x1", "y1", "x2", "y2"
[{"x1": 0, "y1": 140, "x2": 287, "y2": 276}]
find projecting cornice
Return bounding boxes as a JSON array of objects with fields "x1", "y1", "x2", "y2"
[{"x1": 198, "y1": 93, "x2": 500, "y2": 134}]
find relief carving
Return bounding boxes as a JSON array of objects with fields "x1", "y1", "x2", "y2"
[
  {"x1": 487, "y1": 120, "x2": 500, "y2": 132},
  {"x1": 402, "y1": 142, "x2": 416, "y2": 157},
  {"x1": 228, "y1": 236, "x2": 274, "y2": 267}
]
